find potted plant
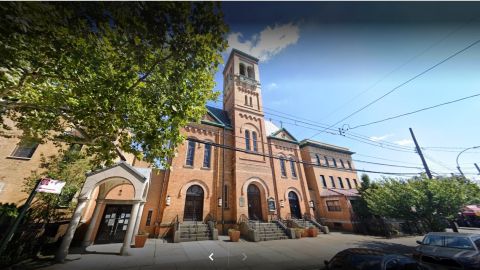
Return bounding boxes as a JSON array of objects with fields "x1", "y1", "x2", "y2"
[
  {"x1": 301, "y1": 228, "x2": 309, "y2": 238},
  {"x1": 308, "y1": 226, "x2": 318, "y2": 237},
  {"x1": 135, "y1": 231, "x2": 149, "y2": 248},
  {"x1": 294, "y1": 228, "x2": 303, "y2": 239},
  {"x1": 228, "y1": 226, "x2": 241, "y2": 242}
]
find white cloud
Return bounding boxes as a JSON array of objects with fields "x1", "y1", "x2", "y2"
[
  {"x1": 227, "y1": 22, "x2": 300, "y2": 62},
  {"x1": 369, "y1": 134, "x2": 393, "y2": 142},
  {"x1": 395, "y1": 139, "x2": 414, "y2": 146},
  {"x1": 266, "y1": 82, "x2": 278, "y2": 91}
]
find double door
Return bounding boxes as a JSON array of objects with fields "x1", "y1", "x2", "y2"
[{"x1": 95, "y1": 204, "x2": 132, "y2": 244}]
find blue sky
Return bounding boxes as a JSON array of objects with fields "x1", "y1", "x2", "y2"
[{"x1": 208, "y1": 2, "x2": 480, "y2": 181}]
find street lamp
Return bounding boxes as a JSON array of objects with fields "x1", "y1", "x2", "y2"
[{"x1": 456, "y1": 146, "x2": 480, "y2": 177}]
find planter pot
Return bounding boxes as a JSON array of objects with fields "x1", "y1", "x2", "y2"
[
  {"x1": 135, "y1": 234, "x2": 149, "y2": 248},
  {"x1": 301, "y1": 229, "x2": 308, "y2": 238},
  {"x1": 308, "y1": 228, "x2": 318, "y2": 237},
  {"x1": 229, "y1": 230, "x2": 241, "y2": 242},
  {"x1": 294, "y1": 230, "x2": 302, "y2": 239}
]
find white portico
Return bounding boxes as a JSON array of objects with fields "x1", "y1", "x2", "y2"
[{"x1": 55, "y1": 162, "x2": 151, "y2": 261}]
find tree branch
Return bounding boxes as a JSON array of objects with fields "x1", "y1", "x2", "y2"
[{"x1": 127, "y1": 53, "x2": 172, "y2": 92}]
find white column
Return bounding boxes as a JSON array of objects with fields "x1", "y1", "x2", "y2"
[
  {"x1": 55, "y1": 198, "x2": 89, "y2": 262},
  {"x1": 82, "y1": 199, "x2": 105, "y2": 247},
  {"x1": 120, "y1": 201, "x2": 140, "y2": 256},
  {"x1": 131, "y1": 202, "x2": 145, "y2": 245}
]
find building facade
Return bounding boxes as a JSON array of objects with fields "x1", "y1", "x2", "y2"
[{"x1": 1, "y1": 50, "x2": 361, "y2": 251}]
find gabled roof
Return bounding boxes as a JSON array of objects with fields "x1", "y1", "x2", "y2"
[
  {"x1": 85, "y1": 161, "x2": 149, "y2": 182},
  {"x1": 300, "y1": 139, "x2": 355, "y2": 155},
  {"x1": 203, "y1": 105, "x2": 232, "y2": 129},
  {"x1": 270, "y1": 128, "x2": 298, "y2": 142},
  {"x1": 265, "y1": 120, "x2": 299, "y2": 145}
]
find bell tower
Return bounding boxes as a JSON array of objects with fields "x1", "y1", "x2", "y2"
[{"x1": 222, "y1": 49, "x2": 275, "y2": 221}]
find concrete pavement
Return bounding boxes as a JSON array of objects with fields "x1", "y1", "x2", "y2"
[{"x1": 35, "y1": 232, "x2": 426, "y2": 270}]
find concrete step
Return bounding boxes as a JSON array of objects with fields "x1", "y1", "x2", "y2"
[{"x1": 179, "y1": 236, "x2": 210, "y2": 242}]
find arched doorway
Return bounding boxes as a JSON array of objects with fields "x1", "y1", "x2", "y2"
[
  {"x1": 183, "y1": 185, "x2": 204, "y2": 221},
  {"x1": 247, "y1": 184, "x2": 262, "y2": 220},
  {"x1": 288, "y1": 191, "x2": 302, "y2": 219}
]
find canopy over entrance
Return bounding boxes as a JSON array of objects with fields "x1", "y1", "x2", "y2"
[{"x1": 56, "y1": 162, "x2": 151, "y2": 261}]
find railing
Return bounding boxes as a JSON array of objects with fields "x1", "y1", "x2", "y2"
[
  {"x1": 204, "y1": 213, "x2": 216, "y2": 226},
  {"x1": 173, "y1": 215, "x2": 179, "y2": 231},
  {"x1": 238, "y1": 214, "x2": 248, "y2": 224},
  {"x1": 236, "y1": 74, "x2": 260, "y2": 87}
]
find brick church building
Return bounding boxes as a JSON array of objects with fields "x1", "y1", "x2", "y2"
[{"x1": 0, "y1": 49, "x2": 361, "y2": 256}]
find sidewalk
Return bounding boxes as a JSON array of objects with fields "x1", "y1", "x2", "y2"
[{"x1": 38, "y1": 232, "x2": 423, "y2": 270}]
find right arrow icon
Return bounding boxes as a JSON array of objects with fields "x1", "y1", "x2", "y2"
[{"x1": 242, "y1": 253, "x2": 247, "y2": 261}]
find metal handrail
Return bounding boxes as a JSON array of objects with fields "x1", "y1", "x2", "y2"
[{"x1": 174, "y1": 214, "x2": 179, "y2": 231}]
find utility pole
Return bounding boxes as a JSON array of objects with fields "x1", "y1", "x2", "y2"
[
  {"x1": 409, "y1": 128, "x2": 432, "y2": 179},
  {"x1": 0, "y1": 179, "x2": 41, "y2": 255},
  {"x1": 475, "y1": 163, "x2": 480, "y2": 175}
]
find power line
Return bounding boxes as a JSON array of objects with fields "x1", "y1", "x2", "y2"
[
  {"x1": 318, "y1": 19, "x2": 475, "y2": 122},
  {"x1": 353, "y1": 153, "x2": 422, "y2": 166},
  {"x1": 198, "y1": 123, "x2": 421, "y2": 170},
  {"x1": 188, "y1": 137, "x2": 422, "y2": 176},
  {"x1": 348, "y1": 92, "x2": 480, "y2": 129},
  {"x1": 214, "y1": 95, "x2": 416, "y2": 151},
  {"x1": 308, "y1": 36, "x2": 480, "y2": 139}
]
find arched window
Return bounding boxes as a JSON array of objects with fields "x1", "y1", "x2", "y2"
[
  {"x1": 332, "y1": 158, "x2": 337, "y2": 167},
  {"x1": 247, "y1": 66, "x2": 254, "y2": 79},
  {"x1": 340, "y1": 159, "x2": 345, "y2": 168},
  {"x1": 280, "y1": 157, "x2": 287, "y2": 177},
  {"x1": 203, "y1": 143, "x2": 212, "y2": 168},
  {"x1": 249, "y1": 96, "x2": 253, "y2": 106},
  {"x1": 347, "y1": 161, "x2": 352, "y2": 170},
  {"x1": 315, "y1": 154, "x2": 321, "y2": 166},
  {"x1": 324, "y1": 156, "x2": 330, "y2": 167},
  {"x1": 290, "y1": 158, "x2": 297, "y2": 178},
  {"x1": 338, "y1": 177, "x2": 344, "y2": 189},
  {"x1": 186, "y1": 140, "x2": 195, "y2": 166},
  {"x1": 252, "y1": 131, "x2": 258, "y2": 152},
  {"x1": 245, "y1": 95, "x2": 248, "y2": 105},
  {"x1": 239, "y1": 63, "x2": 246, "y2": 76},
  {"x1": 245, "y1": 130, "x2": 251, "y2": 151}
]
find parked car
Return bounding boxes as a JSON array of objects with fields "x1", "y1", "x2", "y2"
[
  {"x1": 414, "y1": 232, "x2": 480, "y2": 270},
  {"x1": 324, "y1": 248, "x2": 428, "y2": 270}
]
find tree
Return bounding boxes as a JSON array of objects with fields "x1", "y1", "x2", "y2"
[
  {"x1": 0, "y1": 2, "x2": 228, "y2": 167},
  {"x1": 364, "y1": 175, "x2": 480, "y2": 231},
  {"x1": 351, "y1": 174, "x2": 375, "y2": 219},
  {"x1": 23, "y1": 148, "x2": 93, "y2": 223}
]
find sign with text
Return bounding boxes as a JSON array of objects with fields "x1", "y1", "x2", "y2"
[{"x1": 36, "y1": 178, "x2": 66, "y2": 194}]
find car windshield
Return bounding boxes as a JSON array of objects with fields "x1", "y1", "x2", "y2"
[
  {"x1": 349, "y1": 255, "x2": 382, "y2": 270},
  {"x1": 471, "y1": 236, "x2": 480, "y2": 250},
  {"x1": 423, "y1": 235, "x2": 443, "y2": 246},
  {"x1": 444, "y1": 236, "x2": 475, "y2": 250}
]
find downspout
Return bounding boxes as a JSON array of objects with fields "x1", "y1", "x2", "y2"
[
  {"x1": 221, "y1": 126, "x2": 226, "y2": 234},
  {"x1": 295, "y1": 147, "x2": 310, "y2": 216},
  {"x1": 155, "y1": 155, "x2": 172, "y2": 238},
  {"x1": 268, "y1": 139, "x2": 281, "y2": 220}
]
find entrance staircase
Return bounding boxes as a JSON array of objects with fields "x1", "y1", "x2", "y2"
[
  {"x1": 249, "y1": 221, "x2": 289, "y2": 241},
  {"x1": 177, "y1": 222, "x2": 213, "y2": 242},
  {"x1": 290, "y1": 214, "x2": 329, "y2": 234}
]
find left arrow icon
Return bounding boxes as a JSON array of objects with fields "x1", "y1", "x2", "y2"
[{"x1": 209, "y1": 253, "x2": 214, "y2": 261}]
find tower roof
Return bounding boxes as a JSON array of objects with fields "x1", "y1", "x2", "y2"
[{"x1": 224, "y1": 49, "x2": 259, "y2": 75}]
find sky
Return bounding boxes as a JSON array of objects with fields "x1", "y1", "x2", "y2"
[{"x1": 208, "y1": 2, "x2": 480, "y2": 181}]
